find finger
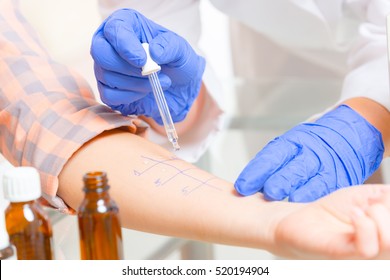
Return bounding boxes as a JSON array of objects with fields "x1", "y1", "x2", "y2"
[
  {"x1": 366, "y1": 204, "x2": 390, "y2": 252},
  {"x1": 94, "y1": 64, "x2": 171, "y2": 92},
  {"x1": 288, "y1": 174, "x2": 335, "y2": 202},
  {"x1": 351, "y1": 207, "x2": 379, "y2": 259},
  {"x1": 91, "y1": 32, "x2": 144, "y2": 76},
  {"x1": 379, "y1": 188, "x2": 390, "y2": 207},
  {"x1": 150, "y1": 32, "x2": 189, "y2": 67},
  {"x1": 151, "y1": 32, "x2": 205, "y2": 84},
  {"x1": 164, "y1": 92, "x2": 190, "y2": 120},
  {"x1": 234, "y1": 138, "x2": 300, "y2": 196},
  {"x1": 103, "y1": 9, "x2": 165, "y2": 67},
  {"x1": 262, "y1": 151, "x2": 321, "y2": 201},
  {"x1": 121, "y1": 94, "x2": 156, "y2": 117},
  {"x1": 97, "y1": 81, "x2": 148, "y2": 106}
]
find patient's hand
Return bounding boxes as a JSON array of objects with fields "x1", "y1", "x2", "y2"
[{"x1": 274, "y1": 184, "x2": 390, "y2": 259}]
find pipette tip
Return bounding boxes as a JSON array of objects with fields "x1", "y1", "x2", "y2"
[{"x1": 171, "y1": 139, "x2": 181, "y2": 151}]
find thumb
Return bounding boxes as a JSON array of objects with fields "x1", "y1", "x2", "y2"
[
  {"x1": 234, "y1": 138, "x2": 300, "y2": 196},
  {"x1": 102, "y1": 9, "x2": 166, "y2": 67},
  {"x1": 149, "y1": 32, "x2": 191, "y2": 67}
]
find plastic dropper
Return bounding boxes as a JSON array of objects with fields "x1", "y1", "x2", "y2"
[{"x1": 141, "y1": 43, "x2": 180, "y2": 151}]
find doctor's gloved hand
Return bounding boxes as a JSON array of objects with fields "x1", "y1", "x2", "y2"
[
  {"x1": 91, "y1": 9, "x2": 205, "y2": 124},
  {"x1": 234, "y1": 105, "x2": 384, "y2": 202}
]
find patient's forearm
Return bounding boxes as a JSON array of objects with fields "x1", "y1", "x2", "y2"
[{"x1": 58, "y1": 129, "x2": 297, "y2": 251}]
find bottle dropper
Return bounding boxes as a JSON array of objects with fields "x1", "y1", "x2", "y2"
[{"x1": 141, "y1": 43, "x2": 180, "y2": 151}]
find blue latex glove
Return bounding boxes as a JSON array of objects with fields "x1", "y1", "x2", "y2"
[
  {"x1": 234, "y1": 105, "x2": 384, "y2": 202},
  {"x1": 91, "y1": 9, "x2": 205, "y2": 124}
]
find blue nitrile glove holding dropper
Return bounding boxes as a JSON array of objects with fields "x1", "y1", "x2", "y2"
[
  {"x1": 234, "y1": 105, "x2": 384, "y2": 202},
  {"x1": 91, "y1": 9, "x2": 205, "y2": 124}
]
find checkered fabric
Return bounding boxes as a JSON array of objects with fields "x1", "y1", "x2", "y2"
[{"x1": 0, "y1": 0, "x2": 146, "y2": 212}]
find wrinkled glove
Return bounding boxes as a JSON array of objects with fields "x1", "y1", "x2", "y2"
[
  {"x1": 91, "y1": 9, "x2": 205, "y2": 124},
  {"x1": 234, "y1": 105, "x2": 384, "y2": 202}
]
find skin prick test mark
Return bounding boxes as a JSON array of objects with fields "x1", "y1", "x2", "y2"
[
  {"x1": 133, "y1": 155, "x2": 222, "y2": 195},
  {"x1": 181, "y1": 177, "x2": 219, "y2": 196},
  {"x1": 134, "y1": 155, "x2": 180, "y2": 176},
  {"x1": 154, "y1": 178, "x2": 162, "y2": 187}
]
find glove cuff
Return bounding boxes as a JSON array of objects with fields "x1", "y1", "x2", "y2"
[{"x1": 315, "y1": 105, "x2": 384, "y2": 182}]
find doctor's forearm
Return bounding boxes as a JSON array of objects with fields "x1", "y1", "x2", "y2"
[{"x1": 343, "y1": 97, "x2": 390, "y2": 157}]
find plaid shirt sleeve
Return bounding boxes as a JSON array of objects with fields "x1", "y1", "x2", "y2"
[{"x1": 0, "y1": 0, "x2": 147, "y2": 213}]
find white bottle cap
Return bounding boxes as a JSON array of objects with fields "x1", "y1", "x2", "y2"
[
  {"x1": 141, "y1": 43, "x2": 161, "y2": 76},
  {"x1": 3, "y1": 167, "x2": 41, "y2": 202},
  {"x1": 0, "y1": 161, "x2": 14, "y2": 252},
  {"x1": 0, "y1": 210, "x2": 10, "y2": 250},
  {"x1": 0, "y1": 160, "x2": 13, "y2": 210}
]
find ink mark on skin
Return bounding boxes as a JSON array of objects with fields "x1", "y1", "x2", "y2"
[
  {"x1": 182, "y1": 186, "x2": 191, "y2": 195},
  {"x1": 134, "y1": 155, "x2": 180, "y2": 176},
  {"x1": 183, "y1": 177, "x2": 219, "y2": 196},
  {"x1": 154, "y1": 178, "x2": 162, "y2": 187},
  {"x1": 134, "y1": 156, "x2": 222, "y2": 194}
]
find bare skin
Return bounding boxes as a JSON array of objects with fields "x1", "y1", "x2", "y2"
[
  {"x1": 58, "y1": 129, "x2": 390, "y2": 259},
  {"x1": 343, "y1": 97, "x2": 390, "y2": 156}
]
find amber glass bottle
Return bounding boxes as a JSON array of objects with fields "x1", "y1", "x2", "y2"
[
  {"x1": 0, "y1": 209, "x2": 16, "y2": 260},
  {"x1": 3, "y1": 167, "x2": 54, "y2": 260},
  {"x1": 78, "y1": 171, "x2": 124, "y2": 260}
]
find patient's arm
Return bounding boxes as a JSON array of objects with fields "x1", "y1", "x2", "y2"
[
  {"x1": 58, "y1": 129, "x2": 390, "y2": 259},
  {"x1": 58, "y1": 129, "x2": 288, "y2": 251},
  {"x1": 275, "y1": 184, "x2": 390, "y2": 259}
]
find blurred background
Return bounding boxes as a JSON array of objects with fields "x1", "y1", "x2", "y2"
[{"x1": 1, "y1": 0, "x2": 388, "y2": 260}]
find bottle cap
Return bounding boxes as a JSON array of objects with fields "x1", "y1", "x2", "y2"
[
  {"x1": 0, "y1": 161, "x2": 13, "y2": 249},
  {"x1": 0, "y1": 160, "x2": 13, "y2": 210},
  {"x1": 3, "y1": 167, "x2": 41, "y2": 202},
  {"x1": 141, "y1": 43, "x2": 161, "y2": 76}
]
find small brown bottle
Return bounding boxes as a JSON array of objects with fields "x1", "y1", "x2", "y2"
[
  {"x1": 0, "y1": 161, "x2": 16, "y2": 260},
  {"x1": 0, "y1": 209, "x2": 16, "y2": 260},
  {"x1": 3, "y1": 167, "x2": 54, "y2": 260},
  {"x1": 78, "y1": 171, "x2": 124, "y2": 260}
]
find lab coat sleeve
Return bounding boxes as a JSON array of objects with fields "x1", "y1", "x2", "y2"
[
  {"x1": 339, "y1": 0, "x2": 390, "y2": 110},
  {"x1": 98, "y1": 0, "x2": 226, "y2": 162}
]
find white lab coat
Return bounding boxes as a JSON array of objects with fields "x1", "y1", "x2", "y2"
[
  {"x1": 210, "y1": 0, "x2": 390, "y2": 111},
  {"x1": 98, "y1": 0, "x2": 390, "y2": 161}
]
